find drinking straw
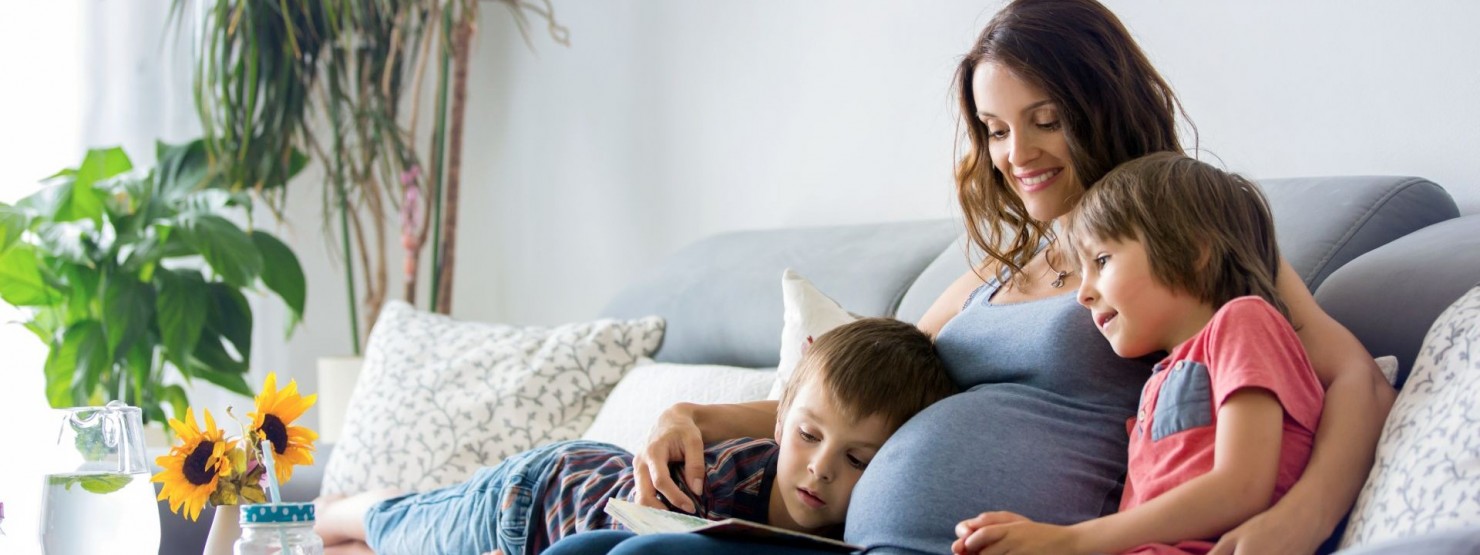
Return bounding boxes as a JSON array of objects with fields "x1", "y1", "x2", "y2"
[
  {"x1": 260, "y1": 440, "x2": 291, "y2": 553},
  {"x1": 259, "y1": 440, "x2": 284, "y2": 503}
]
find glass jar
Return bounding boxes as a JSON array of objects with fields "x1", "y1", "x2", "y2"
[{"x1": 235, "y1": 503, "x2": 323, "y2": 555}]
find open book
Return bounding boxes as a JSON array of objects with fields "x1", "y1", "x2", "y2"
[{"x1": 604, "y1": 498, "x2": 861, "y2": 553}]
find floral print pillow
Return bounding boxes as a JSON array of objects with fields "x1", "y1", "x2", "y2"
[
  {"x1": 322, "y1": 301, "x2": 664, "y2": 495},
  {"x1": 1340, "y1": 284, "x2": 1480, "y2": 548}
]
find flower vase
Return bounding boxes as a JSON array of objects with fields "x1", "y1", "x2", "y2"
[{"x1": 204, "y1": 505, "x2": 241, "y2": 555}]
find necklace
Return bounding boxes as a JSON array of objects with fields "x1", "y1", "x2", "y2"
[{"x1": 1046, "y1": 245, "x2": 1073, "y2": 288}]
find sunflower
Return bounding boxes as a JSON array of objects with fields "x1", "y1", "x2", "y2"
[
  {"x1": 249, "y1": 372, "x2": 318, "y2": 485},
  {"x1": 151, "y1": 409, "x2": 236, "y2": 521}
]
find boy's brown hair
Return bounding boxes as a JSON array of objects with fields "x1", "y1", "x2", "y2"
[
  {"x1": 777, "y1": 317, "x2": 958, "y2": 433},
  {"x1": 1064, "y1": 152, "x2": 1290, "y2": 320}
]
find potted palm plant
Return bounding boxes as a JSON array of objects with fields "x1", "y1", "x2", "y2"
[
  {"x1": 0, "y1": 140, "x2": 306, "y2": 425},
  {"x1": 177, "y1": 0, "x2": 569, "y2": 352},
  {"x1": 176, "y1": 0, "x2": 569, "y2": 441}
]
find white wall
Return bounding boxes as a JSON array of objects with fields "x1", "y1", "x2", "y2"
[{"x1": 259, "y1": 1, "x2": 1480, "y2": 430}]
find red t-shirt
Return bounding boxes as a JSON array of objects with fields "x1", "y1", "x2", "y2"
[{"x1": 1120, "y1": 296, "x2": 1325, "y2": 555}]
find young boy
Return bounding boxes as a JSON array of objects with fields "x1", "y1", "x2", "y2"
[
  {"x1": 319, "y1": 317, "x2": 957, "y2": 555},
  {"x1": 953, "y1": 152, "x2": 1325, "y2": 555}
]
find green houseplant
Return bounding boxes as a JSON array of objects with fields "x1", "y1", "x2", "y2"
[{"x1": 0, "y1": 140, "x2": 306, "y2": 425}]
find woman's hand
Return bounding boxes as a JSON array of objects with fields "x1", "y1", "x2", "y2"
[
  {"x1": 631, "y1": 403, "x2": 708, "y2": 512},
  {"x1": 953, "y1": 511, "x2": 1080, "y2": 555}
]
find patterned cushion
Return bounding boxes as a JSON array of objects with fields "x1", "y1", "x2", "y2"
[
  {"x1": 1340, "y1": 284, "x2": 1480, "y2": 548},
  {"x1": 321, "y1": 301, "x2": 664, "y2": 494}
]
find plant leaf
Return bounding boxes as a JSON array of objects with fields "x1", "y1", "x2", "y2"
[
  {"x1": 173, "y1": 214, "x2": 263, "y2": 287},
  {"x1": 155, "y1": 269, "x2": 209, "y2": 370},
  {"x1": 76, "y1": 147, "x2": 134, "y2": 188},
  {"x1": 48, "y1": 473, "x2": 134, "y2": 496},
  {"x1": 56, "y1": 265, "x2": 99, "y2": 326},
  {"x1": 103, "y1": 275, "x2": 154, "y2": 359},
  {"x1": 43, "y1": 321, "x2": 108, "y2": 407},
  {"x1": 0, "y1": 202, "x2": 26, "y2": 253},
  {"x1": 206, "y1": 283, "x2": 252, "y2": 363},
  {"x1": 56, "y1": 147, "x2": 129, "y2": 224},
  {"x1": 191, "y1": 332, "x2": 246, "y2": 374},
  {"x1": 36, "y1": 220, "x2": 99, "y2": 267},
  {"x1": 188, "y1": 355, "x2": 254, "y2": 397},
  {"x1": 160, "y1": 383, "x2": 191, "y2": 422},
  {"x1": 155, "y1": 139, "x2": 212, "y2": 203},
  {"x1": 250, "y1": 230, "x2": 304, "y2": 330},
  {"x1": 0, "y1": 244, "x2": 54, "y2": 306},
  {"x1": 80, "y1": 473, "x2": 133, "y2": 495}
]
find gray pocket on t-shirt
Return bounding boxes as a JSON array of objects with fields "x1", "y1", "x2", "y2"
[{"x1": 1151, "y1": 361, "x2": 1213, "y2": 441}]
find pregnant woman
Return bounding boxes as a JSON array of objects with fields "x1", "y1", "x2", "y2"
[{"x1": 548, "y1": 1, "x2": 1393, "y2": 553}]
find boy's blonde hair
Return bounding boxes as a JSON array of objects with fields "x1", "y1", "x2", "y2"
[
  {"x1": 1064, "y1": 152, "x2": 1290, "y2": 320},
  {"x1": 777, "y1": 318, "x2": 958, "y2": 432}
]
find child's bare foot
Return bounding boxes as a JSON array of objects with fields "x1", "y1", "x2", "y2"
[{"x1": 314, "y1": 488, "x2": 404, "y2": 546}]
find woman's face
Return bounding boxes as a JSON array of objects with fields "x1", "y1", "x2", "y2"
[{"x1": 972, "y1": 62, "x2": 1081, "y2": 222}]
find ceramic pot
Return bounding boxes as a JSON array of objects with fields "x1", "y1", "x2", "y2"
[
  {"x1": 203, "y1": 505, "x2": 241, "y2": 555},
  {"x1": 316, "y1": 356, "x2": 364, "y2": 443}
]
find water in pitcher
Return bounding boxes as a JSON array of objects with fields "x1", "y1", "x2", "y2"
[
  {"x1": 40, "y1": 472, "x2": 161, "y2": 554},
  {"x1": 40, "y1": 402, "x2": 161, "y2": 554}
]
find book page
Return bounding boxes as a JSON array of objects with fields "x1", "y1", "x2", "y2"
[
  {"x1": 604, "y1": 498, "x2": 714, "y2": 534},
  {"x1": 604, "y1": 499, "x2": 859, "y2": 552}
]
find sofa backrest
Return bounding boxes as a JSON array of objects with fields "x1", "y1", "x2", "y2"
[
  {"x1": 605, "y1": 176, "x2": 1459, "y2": 367},
  {"x1": 602, "y1": 219, "x2": 960, "y2": 367}
]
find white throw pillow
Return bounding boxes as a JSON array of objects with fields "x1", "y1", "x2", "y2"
[
  {"x1": 580, "y1": 359, "x2": 776, "y2": 454},
  {"x1": 1340, "y1": 285, "x2": 1480, "y2": 548},
  {"x1": 768, "y1": 269, "x2": 860, "y2": 400},
  {"x1": 321, "y1": 301, "x2": 664, "y2": 495}
]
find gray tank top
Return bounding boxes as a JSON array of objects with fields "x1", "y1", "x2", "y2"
[{"x1": 845, "y1": 274, "x2": 1154, "y2": 554}]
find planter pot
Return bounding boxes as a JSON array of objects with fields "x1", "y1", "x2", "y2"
[
  {"x1": 203, "y1": 505, "x2": 240, "y2": 555},
  {"x1": 316, "y1": 356, "x2": 363, "y2": 444}
]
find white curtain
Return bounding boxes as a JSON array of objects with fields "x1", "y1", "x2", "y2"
[{"x1": 0, "y1": 3, "x2": 205, "y2": 551}]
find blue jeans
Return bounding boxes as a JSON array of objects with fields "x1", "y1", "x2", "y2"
[
  {"x1": 543, "y1": 531, "x2": 871, "y2": 555},
  {"x1": 364, "y1": 440, "x2": 612, "y2": 555}
]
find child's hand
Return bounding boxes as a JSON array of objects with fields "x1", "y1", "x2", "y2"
[
  {"x1": 952, "y1": 512, "x2": 1080, "y2": 555},
  {"x1": 952, "y1": 511, "x2": 1027, "y2": 554}
]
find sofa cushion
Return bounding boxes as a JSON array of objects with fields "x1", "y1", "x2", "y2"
[
  {"x1": 1316, "y1": 215, "x2": 1480, "y2": 385},
  {"x1": 580, "y1": 360, "x2": 775, "y2": 454},
  {"x1": 321, "y1": 301, "x2": 663, "y2": 494},
  {"x1": 601, "y1": 219, "x2": 958, "y2": 367},
  {"x1": 1338, "y1": 284, "x2": 1480, "y2": 549},
  {"x1": 769, "y1": 269, "x2": 860, "y2": 399}
]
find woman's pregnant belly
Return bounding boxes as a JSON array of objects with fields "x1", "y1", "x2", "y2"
[{"x1": 844, "y1": 384, "x2": 1134, "y2": 554}]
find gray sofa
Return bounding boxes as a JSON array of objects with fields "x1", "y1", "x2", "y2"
[{"x1": 159, "y1": 175, "x2": 1480, "y2": 553}]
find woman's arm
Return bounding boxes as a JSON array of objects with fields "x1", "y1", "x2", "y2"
[
  {"x1": 954, "y1": 390, "x2": 1286, "y2": 555},
  {"x1": 630, "y1": 400, "x2": 777, "y2": 511},
  {"x1": 1211, "y1": 258, "x2": 1397, "y2": 554}
]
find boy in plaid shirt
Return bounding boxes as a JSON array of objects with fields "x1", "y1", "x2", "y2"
[{"x1": 319, "y1": 317, "x2": 957, "y2": 555}]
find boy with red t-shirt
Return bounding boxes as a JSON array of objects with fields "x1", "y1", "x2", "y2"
[{"x1": 953, "y1": 152, "x2": 1325, "y2": 555}]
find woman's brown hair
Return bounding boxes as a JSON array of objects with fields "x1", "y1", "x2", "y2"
[
  {"x1": 1064, "y1": 152, "x2": 1290, "y2": 321},
  {"x1": 955, "y1": 0, "x2": 1191, "y2": 284}
]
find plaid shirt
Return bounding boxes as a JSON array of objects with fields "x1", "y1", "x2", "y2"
[{"x1": 525, "y1": 437, "x2": 778, "y2": 553}]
